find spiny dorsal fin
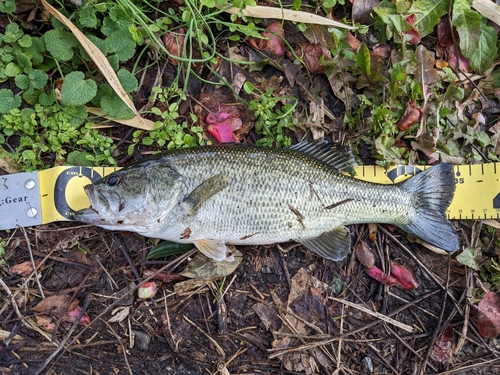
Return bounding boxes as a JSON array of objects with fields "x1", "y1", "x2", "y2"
[{"x1": 288, "y1": 140, "x2": 357, "y2": 174}]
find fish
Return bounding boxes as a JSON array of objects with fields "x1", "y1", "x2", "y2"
[{"x1": 74, "y1": 142, "x2": 460, "y2": 261}]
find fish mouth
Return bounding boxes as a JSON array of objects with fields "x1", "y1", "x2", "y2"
[{"x1": 74, "y1": 184, "x2": 122, "y2": 223}]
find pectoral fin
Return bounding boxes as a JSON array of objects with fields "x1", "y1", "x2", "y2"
[
  {"x1": 298, "y1": 226, "x2": 351, "y2": 261},
  {"x1": 184, "y1": 174, "x2": 229, "y2": 216},
  {"x1": 194, "y1": 239, "x2": 235, "y2": 262}
]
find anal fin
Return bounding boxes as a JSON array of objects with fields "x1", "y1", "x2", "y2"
[
  {"x1": 194, "y1": 239, "x2": 235, "y2": 262},
  {"x1": 298, "y1": 226, "x2": 351, "y2": 261}
]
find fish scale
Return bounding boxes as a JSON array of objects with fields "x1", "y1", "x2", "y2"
[{"x1": 74, "y1": 142, "x2": 460, "y2": 261}]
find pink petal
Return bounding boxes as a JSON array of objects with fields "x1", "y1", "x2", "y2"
[
  {"x1": 207, "y1": 122, "x2": 237, "y2": 143},
  {"x1": 366, "y1": 267, "x2": 396, "y2": 287}
]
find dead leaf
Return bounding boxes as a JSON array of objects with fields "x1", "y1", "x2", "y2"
[
  {"x1": 223, "y1": 6, "x2": 357, "y2": 30},
  {"x1": 108, "y1": 306, "x2": 131, "y2": 323},
  {"x1": 397, "y1": 100, "x2": 423, "y2": 131},
  {"x1": 252, "y1": 303, "x2": 279, "y2": 331},
  {"x1": 41, "y1": 0, "x2": 151, "y2": 130},
  {"x1": 9, "y1": 259, "x2": 43, "y2": 276},
  {"x1": 294, "y1": 43, "x2": 331, "y2": 74},
  {"x1": 430, "y1": 325, "x2": 454, "y2": 363},
  {"x1": 248, "y1": 23, "x2": 285, "y2": 56},
  {"x1": 355, "y1": 241, "x2": 375, "y2": 269},
  {"x1": 352, "y1": 0, "x2": 380, "y2": 24},
  {"x1": 180, "y1": 249, "x2": 243, "y2": 279},
  {"x1": 162, "y1": 28, "x2": 186, "y2": 66},
  {"x1": 477, "y1": 291, "x2": 500, "y2": 338}
]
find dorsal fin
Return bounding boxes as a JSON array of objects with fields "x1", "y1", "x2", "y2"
[{"x1": 288, "y1": 140, "x2": 357, "y2": 174}]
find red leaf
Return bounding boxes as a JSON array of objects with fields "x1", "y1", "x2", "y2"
[
  {"x1": 162, "y1": 28, "x2": 186, "y2": 66},
  {"x1": 403, "y1": 15, "x2": 420, "y2": 45},
  {"x1": 390, "y1": 261, "x2": 418, "y2": 290},
  {"x1": 397, "y1": 100, "x2": 422, "y2": 131},
  {"x1": 477, "y1": 292, "x2": 500, "y2": 338},
  {"x1": 207, "y1": 122, "x2": 237, "y2": 143},
  {"x1": 430, "y1": 325, "x2": 454, "y2": 363},
  {"x1": 248, "y1": 22, "x2": 285, "y2": 56},
  {"x1": 366, "y1": 267, "x2": 396, "y2": 287}
]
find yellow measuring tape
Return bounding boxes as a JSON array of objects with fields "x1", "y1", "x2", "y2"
[{"x1": 35, "y1": 163, "x2": 499, "y2": 224}]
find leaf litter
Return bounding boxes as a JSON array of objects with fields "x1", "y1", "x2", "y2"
[{"x1": 1, "y1": 0, "x2": 500, "y2": 374}]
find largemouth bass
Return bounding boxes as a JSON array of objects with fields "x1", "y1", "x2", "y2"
[{"x1": 74, "y1": 142, "x2": 460, "y2": 261}]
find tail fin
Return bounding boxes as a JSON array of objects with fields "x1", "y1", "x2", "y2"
[{"x1": 399, "y1": 163, "x2": 459, "y2": 252}]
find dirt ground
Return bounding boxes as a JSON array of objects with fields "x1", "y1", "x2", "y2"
[{"x1": 1, "y1": 218, "x2": 499, "y2": 374}]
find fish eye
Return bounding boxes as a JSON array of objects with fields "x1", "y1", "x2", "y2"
[{"x1": 107, "y1": 175, "x2": 121, "y2": 186}]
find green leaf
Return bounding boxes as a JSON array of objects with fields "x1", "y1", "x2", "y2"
[
  {"x1": 29, "y1": 70, "x2": 48, "y2": 89},
  {"x1": 456, "y1": 247, "x2": 481, "y2": 270},
  {"x1": 14, "y1": 74, "x2": 29, "y2": 89},
  {"x1": 0, "y1": 0, "x2": 16, "y2": 13},
  {"x1": 3, "y1": 23, "x2": 22, "y2": 43},
  {"x1": 356, "y1": 43, "x2": 371, "y2": 77},
  {"x1": 452, "y1": 2, "x2": 498, "y2": 73},
  {"x1": 18, "y1": 34, "x2": 32, "y2": 48},
  {"x1": 117, "y1": 69, "x2": 138, "y2": 92},
  {"x1": 44, "y1": 29, "x2": 78, "y2": 61},
  {"x1": 4, "y1": 62, "x2": 20, "y2": 77},
  {"x1": 67, "y1": 151, "x2": 95, "y2": 166},
  {"x1": 146, "y1": 241, "x2": 194, "y2": 260},
  {"x1": 78, "y1": 5, "x2": 98, "y2": 28},
  {"x1": 61, "y1": 71, "x2": 97, "y2": 106},
  {"x1": 408, "y1": 0, "x2": 449, "y2": 37},
  {"x1": 24, "y1": 37, "x2": 46, "y2": 65},
  {"x1": 106, "y1": 30, "x2": 136, "y2": 61},
  {"x1": 100, "y1": 93, "x2": 135, "y2": 118},
  {"x1": 38, "y1": 91, "x2": 56, "y2": 106},
  {"x1": 0, "y1": 89, "x2": 21, "y2": 113}
]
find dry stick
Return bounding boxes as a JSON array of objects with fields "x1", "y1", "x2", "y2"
[
  {"x1": 34, "y1": 294, "x2": 92, "y2": 375},
  {"x1": 385, "y1": 325, "x2": 438, "y2": 373},
  {"x1": 382, "y1": 227, "x2": 500, "y2": 357},
  {"x1": 20, "y1": 227, "x2": 45, "y2": 299},
  {"x1": 278, "y1": 313, "x2": 335, "y2": 372},
  {"x1": 35, "y1": 249, "x2": 197, "y2": 372},
  {"x1": 183, "y1": 315, "x2": 226, "y2": 357},
  {"x1": 329, "y1": 298, "x2": 414, "y2": 333},
  {"x1": 114, "y1": 234, "x2": 141, "y2": 281},
  {"x1": 438, "y1": 356, "x2": 500, "y2": 375},
  {"x1": 101, "y1": 318, "x2": 133, "y2": 375},
  {"x1": 268, "y1": 286, "x2": 446, "y2": 359},
  {"x1": 0, "y1": 278, "x2": 56, "y2": 344},
  {"x1": 418, "y1": 253, "x2": 452, "y2": 375}
]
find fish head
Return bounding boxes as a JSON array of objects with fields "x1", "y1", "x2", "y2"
[{"x1": 74, "y1": 161, "x2": 184, "y2": 231}]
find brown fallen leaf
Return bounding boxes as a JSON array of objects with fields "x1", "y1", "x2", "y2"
[
  {"x1": 294, "y1": 42, "x2": 331, "y2": 74},
  {"x1": 397, "y1": 100, "x2": 422, "y2": 131},
  {"x1": 430, "y1": 325, "x2": 454, "y2": 363},
  {"x1": 477, "y1": 291, "x2": 500, "y2": 338},
  {"x1": 248, "y1": 22, "x2": 285, "y2": 56},
  {"x1": 9, "y1": 259, "x2": 43, "y2": 276},
  {"x1": 355, "y1": 241, "x2": 375, "y2": 269}
]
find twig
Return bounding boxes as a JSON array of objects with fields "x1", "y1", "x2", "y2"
[
  {"x1": 329, "y1": 297, "x2": 414, "y2": 333},
  {"x1": 35, "y1": 294, "x2": 92, "y2": 375},
  {"x1": 101, "y1": 318, "x2": 133, "y2": 375},
  {"x1": 183, "y1": 315, "x2": 226, "y2": 357},
  {"x1": 268, "y1": 286, "x2": 446, "y2": 358},
  {"x1": 19, "y1": 227, "x2": 45, "y2": 299},
  {"x1": 419, "y1": 253, "x2": 452, "y2": 375}
]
